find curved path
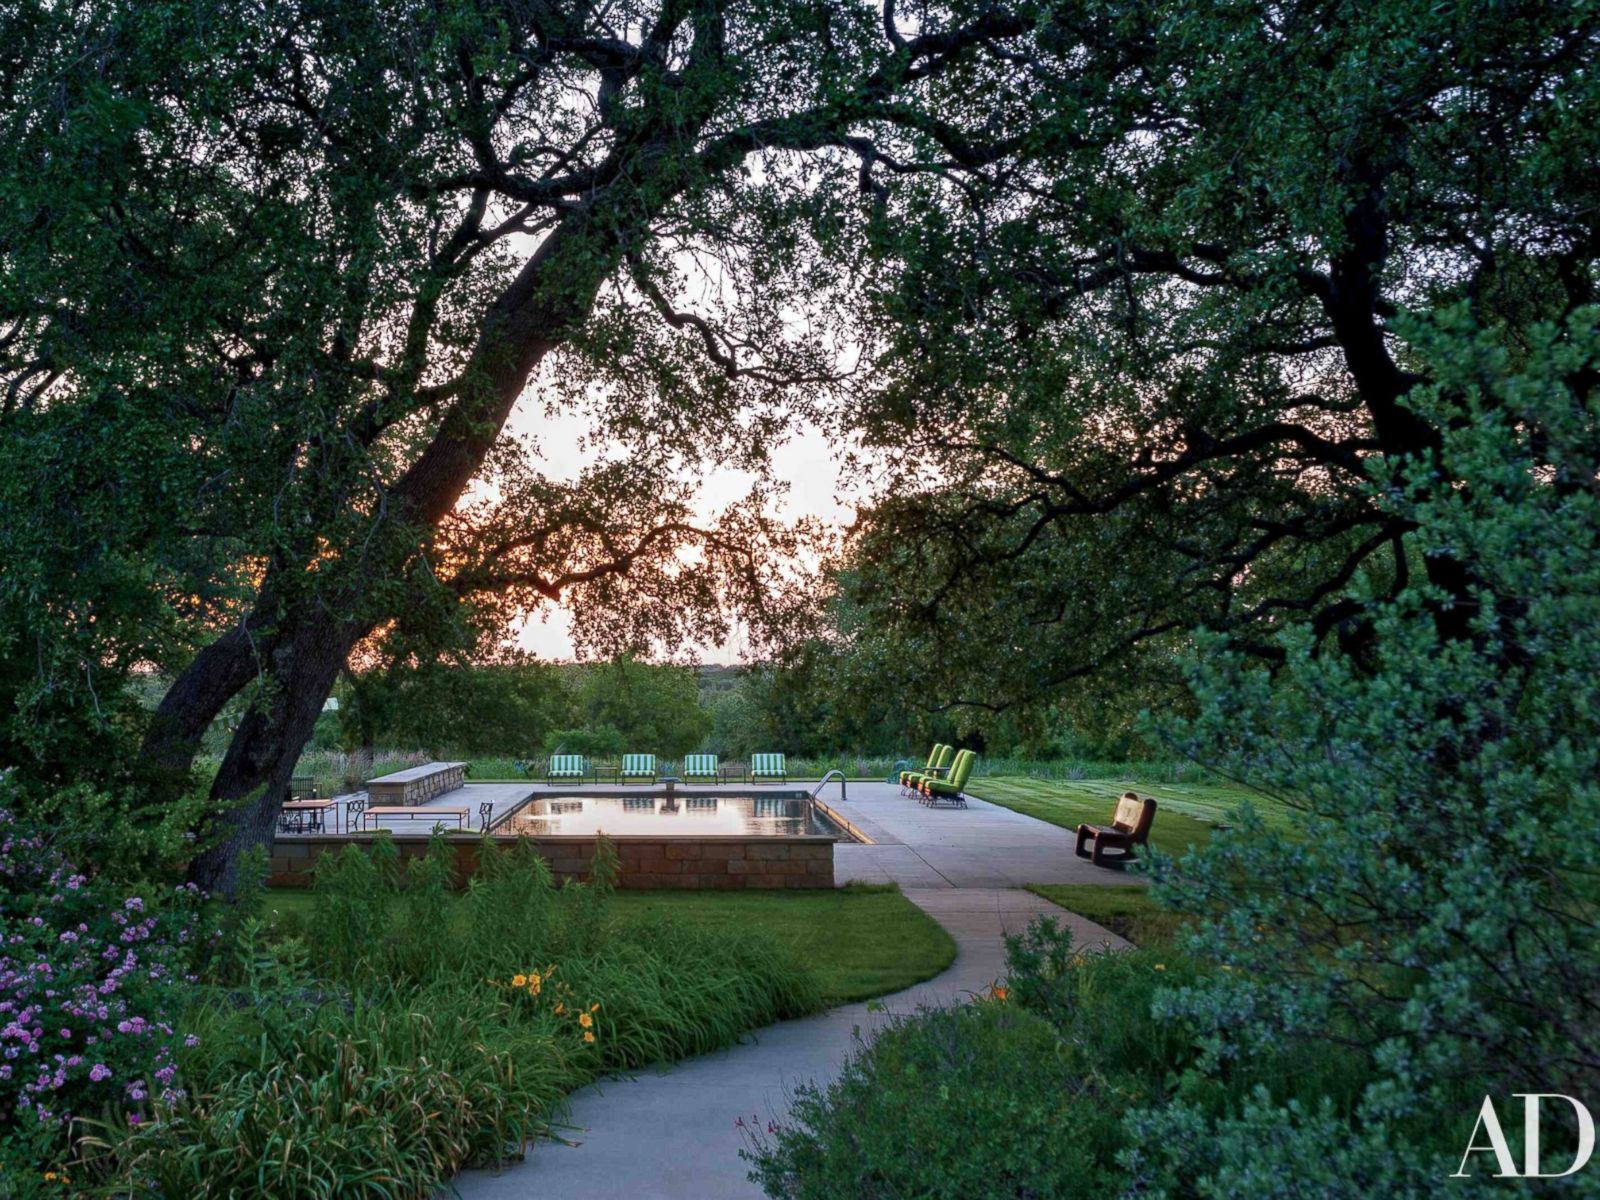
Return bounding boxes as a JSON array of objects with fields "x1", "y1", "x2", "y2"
[{"x1": 453, "y1": 784, "x2": 1130, "y2": 1200}]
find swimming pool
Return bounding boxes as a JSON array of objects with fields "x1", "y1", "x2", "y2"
[{"x1": 496, "y1": 792, "x2": 842, "y2": 838}]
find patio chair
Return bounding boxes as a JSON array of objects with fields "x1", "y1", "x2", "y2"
[
  {"x1": 898, "y1": 744, "x2": 944, "y2": 791},
  {"x1": 289, "y1": 775, "x2": 320, "y2": 801},
  {"x1": 1074, "y1": 792, "x2": 1158, "y2": 867},
  {"x1": 901, "y1": 744, "x2": 953, "y2": 795},
  {"x1": 546, "y1": 754, "x2": 591, "y2": 785},
  {"x1": 750, "y1": 752, "x2": 787, "y2": 784},
  {"x1": 681, "y1": 753, "x2": 719, "y2": 783},
  {"x1": 620, "y1": 753, "x2": 657, "y2": 783},
  {"x1": 919, "y1": 749, "x2": 978, "y2": 807}
]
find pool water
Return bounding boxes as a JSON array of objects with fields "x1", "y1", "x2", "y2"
[{"x1": 497, "y1": 793, "x2": 839, "y2": 838}]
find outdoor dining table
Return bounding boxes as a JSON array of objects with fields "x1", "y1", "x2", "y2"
[{"x1": 279, "y1": 799, "x2": 335, "y2": 833}]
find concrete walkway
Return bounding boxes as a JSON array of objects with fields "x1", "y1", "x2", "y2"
[{"x1": 452, "y1": 782, "x2": 1133, "y2": 1200}]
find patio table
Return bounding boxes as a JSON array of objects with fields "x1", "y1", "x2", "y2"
[{"x1": 279, "y1": 799, "x2": 335, "y2": 834}]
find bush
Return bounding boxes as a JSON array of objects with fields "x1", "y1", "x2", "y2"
[
  {"x1": 1136, "y1": 309, "x2": 1600, "y2": 1189},
  {"x1": 745, "y1": 1000, "x2": 1119, "y2": 1200},
  {"x1": 0, "y1": 808, "x2": 202, "y2": 1173},
  {"x1": 93, "y1": 831, "x2": 820, "y2": 1199}
]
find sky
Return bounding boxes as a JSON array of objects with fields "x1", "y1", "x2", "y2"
[{"x1": 504, "y1": 394, "x2": 858, "y2": 663}]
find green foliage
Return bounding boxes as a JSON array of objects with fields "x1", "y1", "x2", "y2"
[
  {"x1": 748, "y1": 914, "x2": 1428, "y2": 1200},
  {"x1": 85, "y1": 835, "x2": 823, "y2": 1196},
  {"x1": 541, "y1": 724, "x2": 627, "y2": 760},
  {"x1": 1025, "y1": 885, "x2": 1192, "y2": 950},
  {"x1": 337, "y1": 660, "x2": 574, "y2": 756},
  {"x1": 0, "y1": 808, "x2": 203, "y2": 1175},
  {"x1": 1134, "y1": 308, "x2": 1600, "y2": 1190},
  {"x1": 745, "y1": 1002, "x2": 1119, "y2": 1200},
  {"x1": 606, "y1": 885, "x2": 955, "y2": 1005},
  {"x1": 572, "y1": 654, "x2": 712, "y2": 759}
]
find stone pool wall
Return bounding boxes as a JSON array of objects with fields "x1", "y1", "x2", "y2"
[{"x1": 267, "y1": 833, "x2": 836, "y2": 890}]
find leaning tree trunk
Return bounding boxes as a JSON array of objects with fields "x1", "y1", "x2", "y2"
[
  {"x1": 171, "y1": 202, "x2": 624, "y2": 895},
  {"x1": 183, "y1": 613, "x2": 364, "y2": 893}
]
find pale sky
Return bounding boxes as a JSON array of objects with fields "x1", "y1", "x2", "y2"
[{"x1": 505, "y1": 395, "x2": 858, "y2": 663}]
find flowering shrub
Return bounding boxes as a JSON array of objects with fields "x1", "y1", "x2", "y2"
[{"x1": 0, "y1": 809, "x2": 201, "y2": 1139}]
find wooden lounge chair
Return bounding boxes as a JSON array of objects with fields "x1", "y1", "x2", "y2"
[
  {"x1": 1074, "y1": 792, "x2": 1158, "y2": 867},
  {"x1": 546, "y1": 754, "x2": 590, "y2": 785},
  {"x1": 681, "y1": 753, "x2": 719, "y2": 783},
  {"x1": 920, "y1": 749, "x2": 977, "y2": 807},
  {"x1": 902, "y1": 744, "x2": 954, "y2": 795},
  {"x1": 750, "y1": 753, "x2": 787, "y2": 784},
  {"x1": 620, "y1": 753, "x2": 657, "y2": 783}
]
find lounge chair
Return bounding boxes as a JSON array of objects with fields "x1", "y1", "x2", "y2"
[
  {"x1": 620, "y1": 753, "x2": 657, "y2": 783},
  {"x1": 899, "y1": 744, "x2": 946, "y2": 792},
  {"x1": 546, "y1": 754, "x2": 590, "y2": 785},
  {"x1": 750, "y1": 753, "x2": 787, "y2": 784},
  {"x1": 681, "y1": 753, "x2": 720, "y2": 783},
  {"x1": 902, "y1": 744, "x2": 954, "y2": 795},
  {"x1": 1074, "y1": 792, "x2": 1158, "y2": 867},
  {"x1": 919, "y1": 749, "x2": 977, "y2": 807}
]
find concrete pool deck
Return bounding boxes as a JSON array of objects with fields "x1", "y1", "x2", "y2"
[{"x1": 452, "y1": 781, "x2": 1136, "y2": 1200}]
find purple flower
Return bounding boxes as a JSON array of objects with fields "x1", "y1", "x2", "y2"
[{"x1": 89, "y1": 1063, "x2": 110, "y2": 1082}]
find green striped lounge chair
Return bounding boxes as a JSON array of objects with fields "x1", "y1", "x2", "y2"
[
  {"x1": 920, "y1": 750, "x2": 977, "y2": 808},
  {"x1": 546, "y1": 754, "x2": 589, "y2": 785},
  {"x1": 681, "y1": 753, "x2": 719, "y2": 783},
  {"x1": 620, "y1": 753, "x2": 657, "y2": 783},
  {"x1": 901, "y1": 744, "x2": 952, "y2": 794},
  {"x1": 750, "y1": 752, "x2": 787, "y2": 784}
]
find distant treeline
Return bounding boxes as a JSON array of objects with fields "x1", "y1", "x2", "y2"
[{"x1": 242, "y1": 650, "x2": 1163, "y2": 763}]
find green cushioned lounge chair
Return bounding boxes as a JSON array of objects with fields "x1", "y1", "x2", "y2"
[
  {"x1": 750, "y1": 752, "x2": 787, "y2": 784},
  {"x1": 902, "y1": 744, "x2": 954, "y2": 794},
  {"x1": 546, "y1": 754, "x2": 590, "y2": 785},
  {"x1": 620, "y1": 753, "x2": 657, "y2": 783},
  {"x1": 681, "y1": 753, "x2": 719, "y2": 783},
  {"x1": 899, "y1": 744, "x2": 946, "y2": 791},
  {"x1": 920, "y1": 749, "x2": 977, "y2": 807}
]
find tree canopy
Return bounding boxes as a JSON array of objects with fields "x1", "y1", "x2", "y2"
[
  {"x1": 0, "y1": 0, "x2": 1029, "y2": 886},
  {"x1": 803, "y1": 0, "x2": 1600, "y2": 714}
]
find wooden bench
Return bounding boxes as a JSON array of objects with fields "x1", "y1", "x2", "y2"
[
  {"x1": 361, "y1": 805, "x2": 470, "y2": 831},
  {"x1": 1074, "y1": 792, "x2": 1158, "y2": 868}
]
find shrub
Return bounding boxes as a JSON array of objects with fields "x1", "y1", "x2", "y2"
[
  {"x1": 94, "y1": 832, "x2": 820, "y2": 1199},
  {"x1": 0, "y1": 808, "x2": 202, "y2": 1172},
  {"x1": 744, "y1": 1000, "x2": 1119, "y2": 1200},
  {"x1": 1138, "y1": 309, "x2": 1600, "y2": 1189}
]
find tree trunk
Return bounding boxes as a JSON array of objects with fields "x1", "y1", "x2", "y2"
[
  {"x1": 184, "y1": 613, "x2": 363, "y2": 894},
  {"x1": 1324, "y1": 176, "x2": 1482, "y2": 644},
  {"x1": 175, "y1": 207, "x2": 621, "y2": 894},
  {"x1": 137, "y1": 620, "x2": 270, "y2": 782}
]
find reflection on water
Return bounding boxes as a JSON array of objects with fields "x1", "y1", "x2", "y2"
[{"x1": 498, "y1": 794, "x2": 835, "y2": 837}]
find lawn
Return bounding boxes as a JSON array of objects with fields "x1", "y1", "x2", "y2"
[
  {"x1": 605, "y1": 884, "x2": 954, "y2": 1003},
  {"x1": 1025, "y1": 883, "x2": 1192, "y2": 948},
  {"x1": 265, "y1": 881, "x2": 953, "y2": 1006},
  {"x1": 967, "y1": 775, "x2": 1293, "y2": 854}
]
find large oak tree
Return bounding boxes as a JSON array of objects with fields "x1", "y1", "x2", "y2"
[
  {"x1": 0, "y1": 0, "x2": 1029, "y2": 889},
  {"x1": 803, "y1": 0, "x2": 1600, "y2": 716}
]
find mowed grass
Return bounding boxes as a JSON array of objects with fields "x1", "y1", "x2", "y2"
[
  {"x1": 966, "y1": 775, "x2": 1292, "y2": 856},
  {"x1": 1025, "y1": 884, "x2": 1192, "y2": 949},
  {"x1": 264, "y1": 882, "x2": 953, "y2": 1007},
  {"x1": 605, "y1": 884, "x2": 954, "y2": 1004}
]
